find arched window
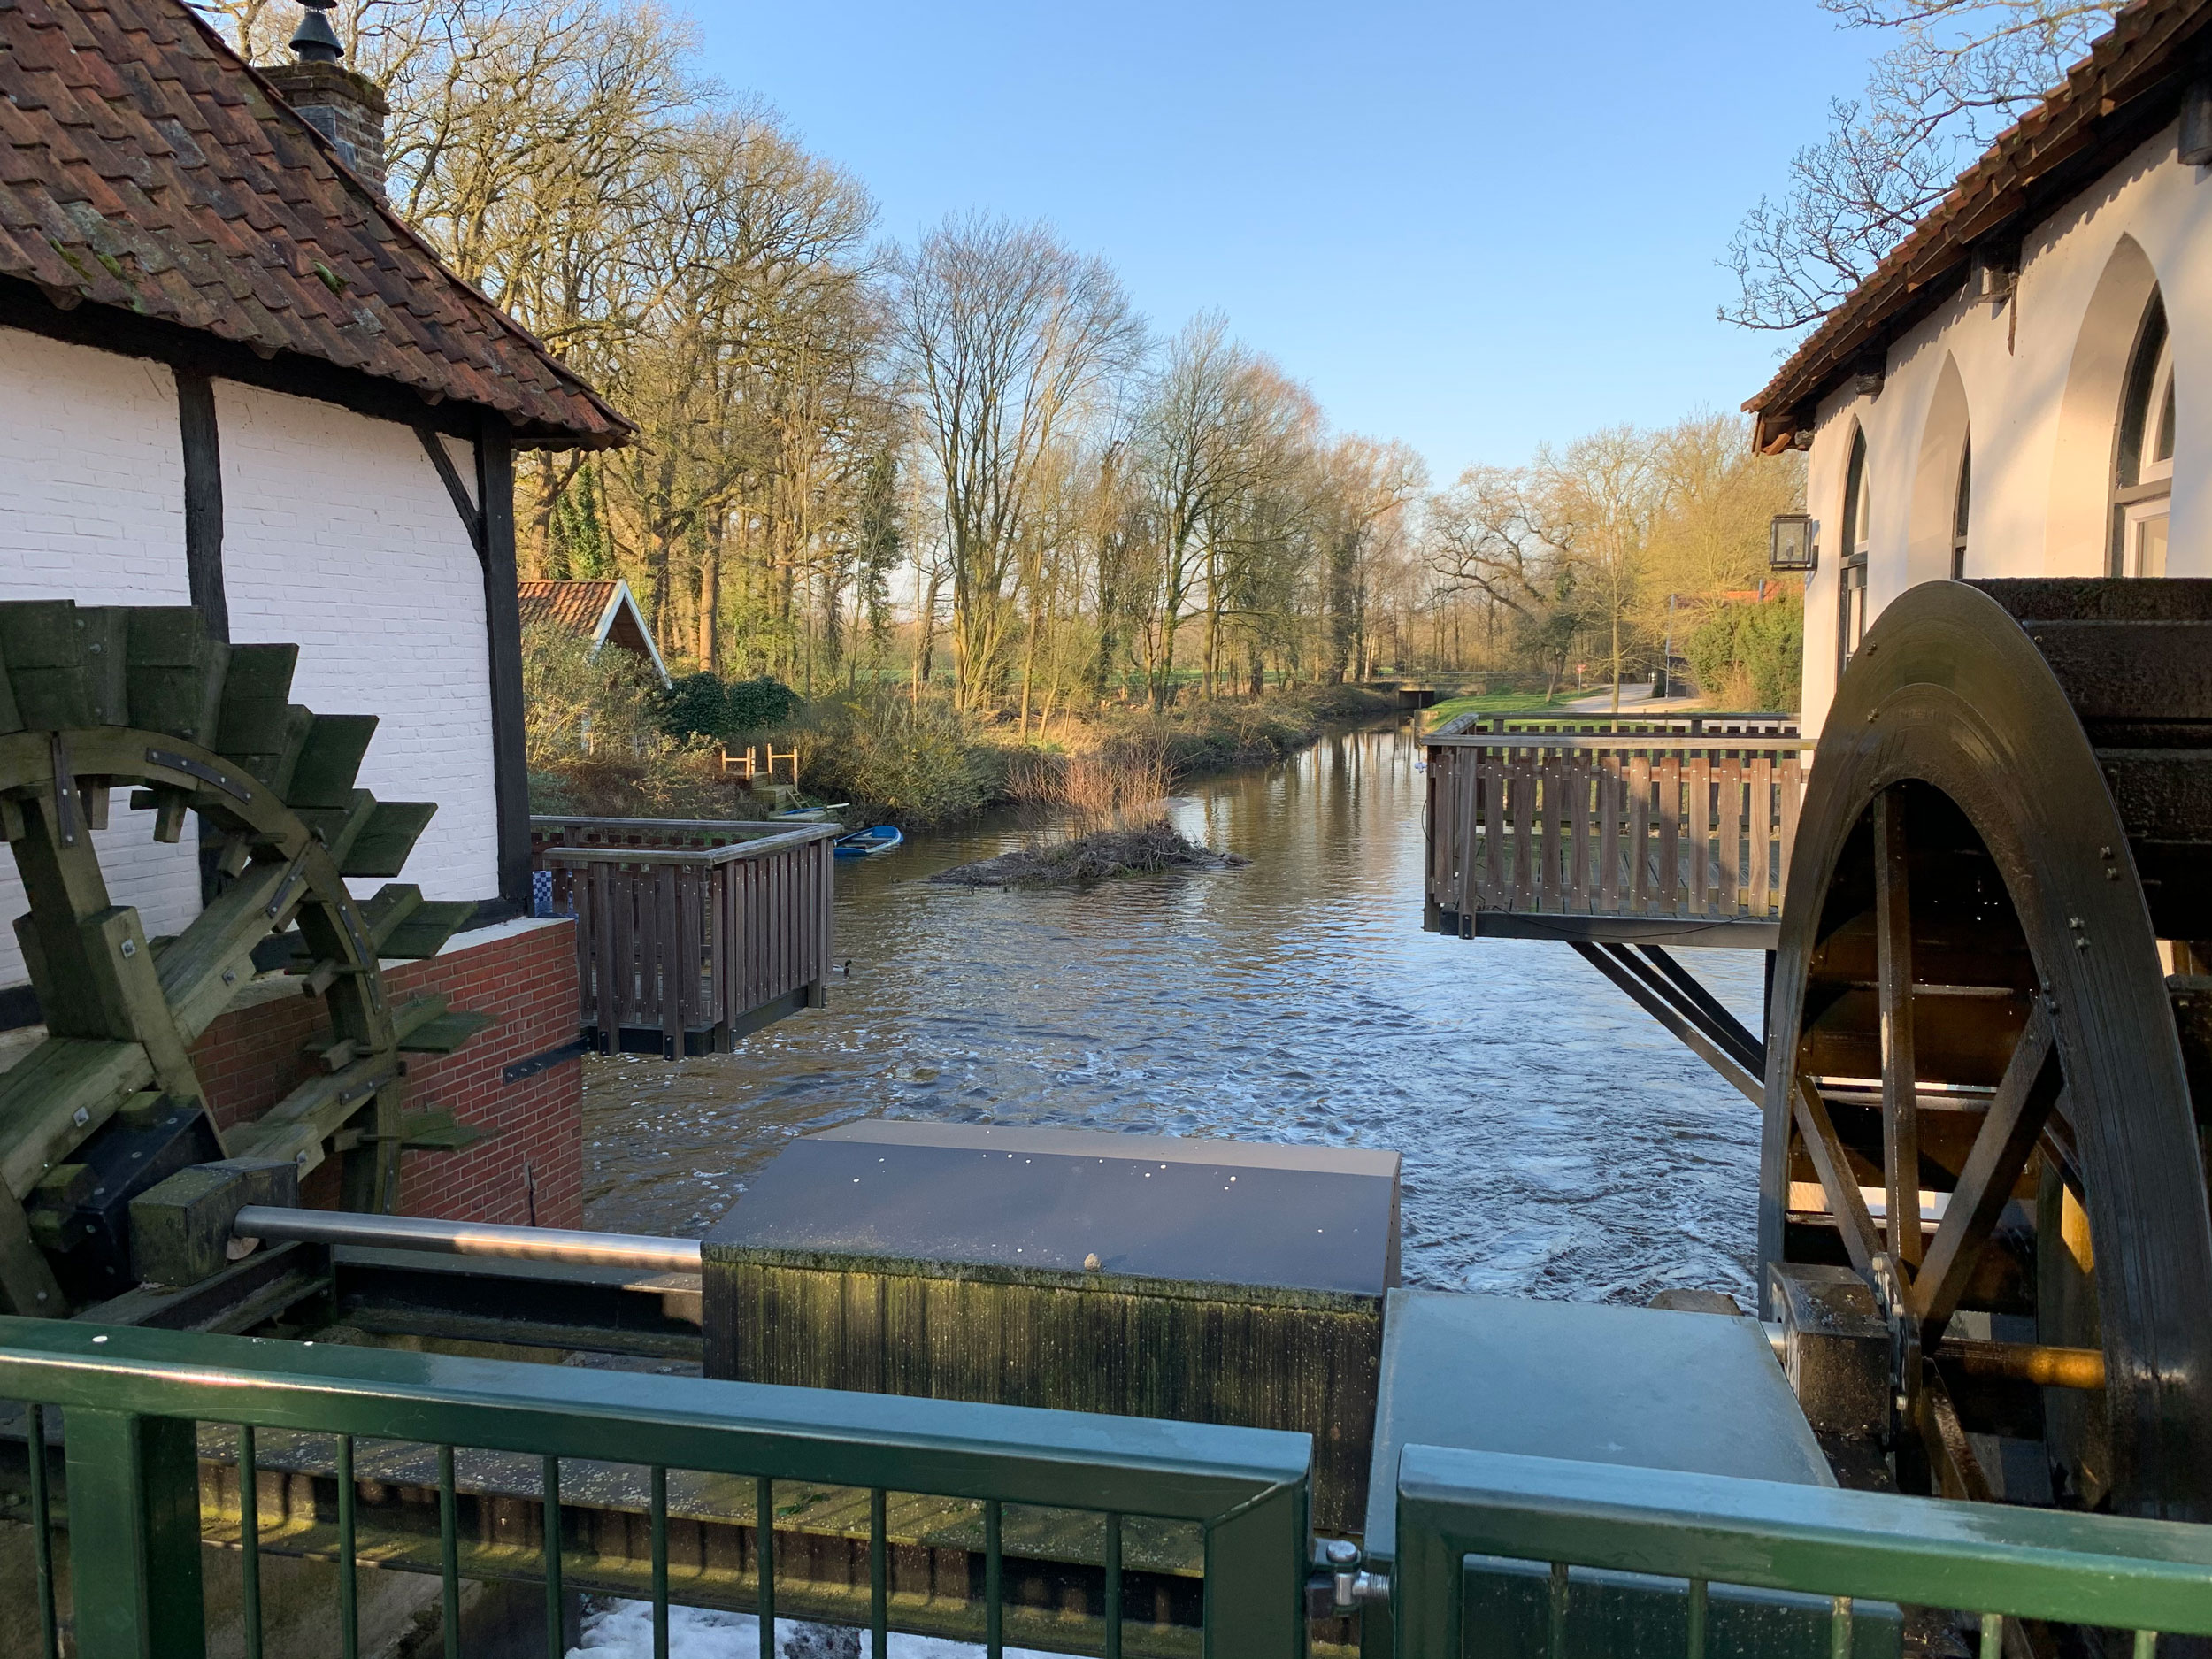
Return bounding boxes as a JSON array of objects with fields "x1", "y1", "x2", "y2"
[
  {"x1": 2113, "y1": 293, "x2": 2174, "y2": 577},
  {"x1": 1952, "y1": 436, "x2": 1972, "y2": 579},
  {"x1": 1839, "y1": 427, "x2": 1870, "y2": 672}
]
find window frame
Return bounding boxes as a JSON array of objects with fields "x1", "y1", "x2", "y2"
[
  {"x1": 1951, "y1": 435, "x2": 1972, "y2": 580},
  {"x1": 2112, "y1": 294, "x2": 2173, "y2": 577},
  {"x1": 1839, "y1": 427, "x2": 1871, "y2": 676}
]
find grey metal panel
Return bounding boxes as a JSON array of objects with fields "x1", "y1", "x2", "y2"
[
  {"x1": 1363, "y1": 1290, "x2": 1833, "y2": 1561},
  {"x1": 817, "y1": 1119, "x2": 1402, "y2": 1179},
  {"x1": 707, "y1": 1122, "x2": 1400, "y2": 1298}
]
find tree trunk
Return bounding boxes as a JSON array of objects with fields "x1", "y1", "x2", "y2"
[
  {"x1": 1325, "y1": 532, "x2": 1355, "y2": 686},
  {"x1": 520, "y1": 453, "x2": 576, "y2": 581},
  {"x1": 1610, "y1": 611, "x2": 1622, "y2": 714},
  {"x1": 1017, "y1": 611, "x2": 1040, "y2": 738},
  {"x1": 915, "y1": 565, "x2": 944, "y2": 694},
  {"x1": 697, "y1": 518, "x2": 722, "y2": 675},
  {"x1": 1201, "y1": 544, "x2": 1220, "y2": 701},
  {"x1": 1153, "y1": 609, "x2": 1182, "y2": 710},
  {"x1": 650, "y1": 529, "x2": 675, "y2": 660}
]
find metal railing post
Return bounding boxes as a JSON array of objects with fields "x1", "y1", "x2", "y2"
[
  {"x1": 64, "y1": 1407, "x2": 208, "y2": 1659},
  {"x1": 1200, "y1": 1478, "x2": 1310, "y2": 1659},
  {"x1": 1392, "y1": 1472, "x2": 1462, "y2": 1659}
]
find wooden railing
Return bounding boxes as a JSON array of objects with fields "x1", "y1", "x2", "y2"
[
  {"x1": 1424, "y1": 714, "x2": 1812, "y2": 947},
  {"x1": 531, "y1": 817, "x2": 841, "y2": 1056}
]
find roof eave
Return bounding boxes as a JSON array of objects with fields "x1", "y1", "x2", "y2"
[{"x1": 1743, "y1": 0, "x2": 2212, "y2": 432}]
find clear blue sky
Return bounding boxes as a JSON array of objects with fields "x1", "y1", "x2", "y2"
[{"x1": 692, "y1": 1, "x2": 1881, "y2": 481}]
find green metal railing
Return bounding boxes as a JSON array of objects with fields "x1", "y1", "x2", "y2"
[
  {"x1": 14, "y1": 1319, "x2": 2212, "y2": 1659},
  {"x1": 0, "y1": 1317, "x2": 1311, "y2": 1659},
  {"x1": 1394, "y1": 1445, "x2": 2212, "y2": 1659}
]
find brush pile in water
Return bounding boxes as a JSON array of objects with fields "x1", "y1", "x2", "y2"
[{"x1": 931, "y1": 819, "x2": 1247, "y2": 888}]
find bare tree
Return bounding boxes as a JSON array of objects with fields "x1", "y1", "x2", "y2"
[
  {"x1": 1724, "y1": 0, "x2": 2116, "y2": 332},
  {"x1": 1127, "y1": 319, "x2": 1317, "y2": 705},
  {"x1": 893, "y1": 216, "x2": 1144, "y2": 711},
  {"x1": 1316, "y1": 439, "x2": 1425, "y2": 685},
  {"x1": 1425, "y1": 465, "x2": 1571, "y2": 621},
  {"x1": 1537, "y1": 428, "x2": 1660, "y2": 711}
]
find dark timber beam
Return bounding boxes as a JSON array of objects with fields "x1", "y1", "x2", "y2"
[
  {"x1": 475, "y1": 414, "x2": 531, "y2": 914},
  {"x1": 1638, "y1": 945, "x2": 1765, "y2": 1074},
  {"x1": 178, "y1": 368, "x2": 230, "y2": 911},
  {"x1": 416, "y1": 428, "x2": 485, "y2": 557},
  {"x1": 0, "y1": 275, "x2": 622, "y2": 453},
  {"x1": 1570, "y1": 941, "x2": 1761, "y2": 1102},
  {"x1": 175, "y1": 369, "x2": 227, "y2": 643}
]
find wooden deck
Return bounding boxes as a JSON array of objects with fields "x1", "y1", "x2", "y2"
[
  {"x1": 1423, "y1": 714, "x2": 1810, "y2": 949},
  {"x1": 531, "y1": 817, "x2": 841, "y2": 1056}
]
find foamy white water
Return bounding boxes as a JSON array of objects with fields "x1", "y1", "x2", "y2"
[{"x1": 568, "y1": 1599, "x2": 1064, "y2": 1659}]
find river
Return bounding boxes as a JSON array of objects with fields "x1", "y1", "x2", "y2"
[{"x1": 579, "y1": 718, "x2": 1768, "y2": 1306}]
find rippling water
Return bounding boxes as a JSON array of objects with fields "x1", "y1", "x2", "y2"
[{"x1": 580, "y1": 719, "x2": 1767, "y2": 1304}]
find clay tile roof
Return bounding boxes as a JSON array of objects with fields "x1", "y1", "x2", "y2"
[
  {"x1": 0, "y1": 0, "x2": 631, "y2": 449},
  {"x1": 517, "y1": 580, "x2": 621, "y2": 636},
  {"x1": 1744, "y1": 0, "x2": 2212, "y2": 450}
]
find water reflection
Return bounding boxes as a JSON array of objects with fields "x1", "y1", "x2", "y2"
[{"x1": 581, "y1": 719, "x2": 1767, "y2": 1304}]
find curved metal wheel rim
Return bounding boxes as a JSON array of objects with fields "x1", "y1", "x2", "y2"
[{"x1": 1763, "y1": 580, "x2": 2212, "y2": 1518}]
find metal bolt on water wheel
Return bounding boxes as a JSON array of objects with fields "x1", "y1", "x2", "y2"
[
  {"x1": 0, "y1": 601, "x2": 479, "y2": 1317},
  {"x1": 1765, "y1": 578, "x2": 2212, "y2": 1520}
]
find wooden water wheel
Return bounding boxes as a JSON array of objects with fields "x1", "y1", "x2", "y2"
[
  {"x1": 0, "y1": 601, "x2": 482, "y2": 1317},
  {"x1": 1765, "y1": 577, "x2": 2212, "y2": 1521}
]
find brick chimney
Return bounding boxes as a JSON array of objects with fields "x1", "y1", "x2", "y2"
[{"x1": 262, "y1": 1, "x2": 388, "y2": 198}]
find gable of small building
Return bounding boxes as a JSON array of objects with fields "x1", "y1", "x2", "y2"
[
  {"x1": 1746, "y1": 0, "x2": 2212, "y2": 736},
  {"x1": 516, "y1": 580, "x2": 672, "y2": 688}
]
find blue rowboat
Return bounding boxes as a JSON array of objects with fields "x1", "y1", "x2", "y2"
[{"x1": 833, "y1": 825, "x2": 904, "y2": 858}]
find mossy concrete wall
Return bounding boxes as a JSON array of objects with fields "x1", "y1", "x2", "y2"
[{"x1": 703, "y1": 1251, "x2": 1383, "y2": 1535}]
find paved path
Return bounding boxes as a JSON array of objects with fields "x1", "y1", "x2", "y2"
[{"x1": 1561, "y1": 683, "x2": 1709, "y2": 714}]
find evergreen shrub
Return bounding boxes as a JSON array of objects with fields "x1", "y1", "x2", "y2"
[{"x1": 1684, "y1": 595, "x2": 1804, "y2": 711}]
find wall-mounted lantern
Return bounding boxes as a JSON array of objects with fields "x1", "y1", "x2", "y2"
[{"x1": 1770, "y1": 511, "x2": 1816, "y2": 572}]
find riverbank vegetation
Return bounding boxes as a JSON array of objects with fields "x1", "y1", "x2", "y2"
[
  {"x1": 521, "y1": 612, "x2": 1396, "y2": 824},
  {"x1": 1427, "y1": 413, "x2": 1805, "y2": 710},
  {"x1": 789, "y1": 681, "x2": 1396, "y2": 824}
]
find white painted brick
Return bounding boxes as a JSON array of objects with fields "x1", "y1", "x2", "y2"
[
  {"x1": 0, "y1": 328, "x2": 201, "y2": 987},
  {"x1": 0, "y1": 339, "x2": 501, "y2": 1003},
  {"x1": 216, "y1": 382, "x2": 499, "y2": 902}
]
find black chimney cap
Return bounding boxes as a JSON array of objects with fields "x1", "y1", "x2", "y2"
[{"x1": 290, "y1": 0, "x2": 342, "y2": 64}]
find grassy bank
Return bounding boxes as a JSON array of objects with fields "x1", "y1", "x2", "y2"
[{"x1": 1421, "y1": 689, "x2": 1598, "y2": 728}]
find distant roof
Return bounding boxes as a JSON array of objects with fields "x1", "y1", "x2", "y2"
[
  {"x1": 0, "y1": 0, "x2": 631, "y2": 449},
  {"x1": 1745, "y1": 0, "x2": 2212, "y2": 450},
  {"x1": 517, "y1": 580, "x2": 670, "y2": 687}
]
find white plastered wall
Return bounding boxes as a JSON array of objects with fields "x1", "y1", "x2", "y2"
[
  {"x1": 0, "y1": 326, "x2": 202, "y2": 986},
  {"x1": 1799, "y1": 117, "x2": 2212, "y2": 735},
  {"x1": 217, "y1": 382, "x2": 498, "y2": 902}
]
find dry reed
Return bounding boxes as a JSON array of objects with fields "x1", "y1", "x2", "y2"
[{"x1": 1007, "y1": 732, "x2": 1177, "y2": 823}]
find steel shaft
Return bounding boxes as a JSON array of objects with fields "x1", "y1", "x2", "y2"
[{"x1": 231, "y1": 1206, "x2": 701, "y2": 1273}]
